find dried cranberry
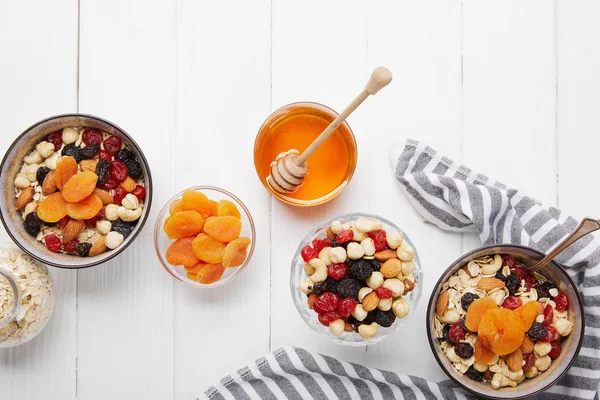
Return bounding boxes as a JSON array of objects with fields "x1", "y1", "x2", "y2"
[
  {"x1": 502, "y1": 254, "x2": 516, "y2": 268},
  {"x1": 525, "y1": 276, "x2": 537, "y2": 291},
  {"x1": 327, "y1": 263, "x2": 347, "y2": 280},
  {"x1": 540, "y1": 325, "x2": 557, "y2": 342},
  {"x1": 110, "y1": 160, "x2": 128, "y2": 182},
  {"x1": 131, "y1": 185, "x2": 146, "y2": 201},
  {"x1": 511, "y1": 265, "x2": 528, "y2": 282},
  {"x1": 301, "y1": 245, "x2": 318, "y2": 262},
  {"x1": 337, "y1": 298, "x2": 357, "y2": 317},
  {"x1": 502, "y1": 296, "x2": 522, "y2": 310},
  {"x1": 312, "y1": 237, "x2": 333, "y2": 253},
  {"x1": 375, "y1": 287, "x2": 393, "y2": 299},
  {"x1": 57, "y1": 216, "x2": 71, "y2": 229},
  {"x1": 103, "y1": 136, "x2": 122, "y2": 155},
  {"x1": 523, "y1": 352, "x2": 535, "y2": 370},
  {"x1": 44, "y1": 234, "x2": 62, "y2": 252},
  {"x1": 99, "y1": 150, "x2": 112, "y2": 161},
  {"x1": 369, "y1": 230, "x2": 387, "y2": 252},
  {"x1": 63, "y1": 240, "x2": 79, "y2": 254},
  {"x1": 82, "y1": 128, "x2": 103, "y2": 145},
  {"x1": 548, "y1": 340, "x2": 562, "y2": 358},
  {"x1": 46, "y1": 131, "x2": 63, "y2": 151},
  {"x1": 101, "y1": 177, "x2": 118, "y2": 190},
  {"x1": 448, "y1": 323, "x2": 468, "y2": 343},
  {"x1": 543, "y1": 304, "x2": 554, "y2": 326},
  {"x1": 113, "y1": 187, "x2": 128, "y2": 206},
  {"x1": 455, "y1": 343, "x2": 474, "y2": 359},
  {"x1": 84, "y1": 217, "x2": 98, "y2": 229},
  {"x1": 527, "y1": 322, "x2": 547, "y2": 339},
  {"x1": 555, "y1": 292, "x2": 569, "y2": 312},
  {"x1": 313, "y1": 292, "x2": 339, "y2": 315},
  {"x1": 318, "y1": 311, "x2": 341, "y2": 326},
  {"x1": 336, "y1": 230, "x2": 354, "y2": 244}
]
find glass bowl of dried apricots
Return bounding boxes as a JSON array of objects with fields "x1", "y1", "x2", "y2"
[
  {"x1": 154, "y1": 186, "x2": 255, "y2": 288},
  {"x1": 427, "y1": 245, "x2": 584, "y2": 399}
]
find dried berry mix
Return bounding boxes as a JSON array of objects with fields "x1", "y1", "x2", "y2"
[
  {"x1": 460, "y1": 292, "x2": 479, "y2": 311},
  {"x1": 348, "y1": 259, "x2": 373, "y2": 280},
  {"x1": 454, "y1": 343, "x2": 474, "y2": 359}
]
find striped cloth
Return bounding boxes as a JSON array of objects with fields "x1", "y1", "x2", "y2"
[{"x1": 204, "y1": 139, "x2": 600, "y2": 399}]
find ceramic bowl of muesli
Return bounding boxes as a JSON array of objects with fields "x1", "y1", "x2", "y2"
[
  {"x1": 0, "y1": 114, "x2": 152, "y2": 269},
  {"x1": 427, "y1": 245, "x2": 584, "y2": 399}
]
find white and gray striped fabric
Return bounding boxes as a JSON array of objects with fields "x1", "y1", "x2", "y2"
[{"x1": 204, "y1": 139, "x2": 600, "y2": 399}]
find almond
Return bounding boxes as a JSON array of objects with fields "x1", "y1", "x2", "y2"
[
  {"x1": 42, "y1": 171, "x2": 57, "y2": 196},
  {"x1": 362, "y1": 291, "x2": 379, "y2": 312},
  {"x1": 89, "y1": 236, "x2": 107, "y2": 257},
  {"x1": 403, "y1": 276, "x2": 416, "y2": 293},
  {"x1": 80, "y1": 159, "x2": 98, "y2": 172},
  {"x1": 63, "y1": 219, "x2": 84, "y2": 243},
  {"x1": 436, "y1": 290, "x2": 449, "y2": 317},
  {"x1": 344, "y1": 321, "x2": 354, "y2": 332},
  {"x1": 16, "y1": 187, "x2": 34, "y2": 210},
  {"x1": 325, "y1": 226, "x2": 335, "y2": 241},
  {"x1": 506, "y1": 347, "x2": 523, "y2": 372},
  {"x1": 374, "y1": 249, "x2": 397, "y2": 262},
  {"x1": 93, "y1": 188, "x2": 113, "y2": 205},
  {"x1": 521, "y1": 335, "x2": 534, "y2": 354},
  {"x1": 477, "y1": 277, "x2": 505, "y2": 292},
  {"x1": 380, "y1": 258, "x2": 402, "y2": 278},
  {"x1": 120, "y1": 176, "x2": 136, "y2": 192}
]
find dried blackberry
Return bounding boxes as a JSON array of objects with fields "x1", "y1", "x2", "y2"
[
  {"x1": 24, "y1": 212, "x2": 42, "y2": 236},
  {"x1": 494, "y1": 270, "x2": 507, "y2": 282},
  {"x1": 312, "y1": 281, "x2": 329, "y2": 296},
  {"x1": 460, "y1": 293, "x2": 479, "y2": 311},
  {"x1": 115, "y1": 149, "x2": 135, "y2": 163},
  {"x1": 533, "y1": 283, "x2": 550, "y2": 299},
  {"x1": 460, "y1": 317, "x2": 470, "y2": 332},
  {"x1": 125, "y1": 158, "x2": 143, "y2": 179},
  {"x1": 365, "y1": 258, "x2": 380, "y2": 272},
  {"x1": 36, "y1": 166, "x2": 50, "y2": 184},
  {"x1": 363, "y1": 311, "x2": 377, "y2": 325},
  {"x1": 336, "y1": 278, "x2": 362, "y2": 299},
  {"x1": 111, "y1": 218, "x2": 136, "y2": 238},
  {"x1": 80, "y1": 144, "x2": 100, "y2": 159},
  {"x1": 76, "y1": 242, "x2": 92, "y2": 257},
  {"x1": 465, "y1": 366, "x2": 483, "y2": 382},
  {"x1": 527, "y1": 322, "x2": 547, "y2": 339},
  {"x1": 441, "y1": 324, "x2": 453, "y2": 344},
  {"x1": 505, "y1": 274, "x2": 520, "y2": 295},
  {"x1": 348, "y1": 259, "x2": 373, "y2": 280},
  {"x1": 375, "y1": 309, "x2": 395, "y2": 328},
  {"x1": 62, "y1": 143, "x2": 82, "y2": 163},
  {"x1": 95, "y1": 160, "x2": 111, "y2": 186},
  {"x1": 325, "y1": 277, "x2": 339, "y2": 295},
  {"x1": 454, "y1": 343, "x2": 474, "y2": 359},
  {"x1": 331, "y1": 238, "x2": 348, "y2": 248}
]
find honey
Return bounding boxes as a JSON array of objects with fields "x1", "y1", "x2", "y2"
[{"x1": 254, "y1": 102, "x2": 357, "y2": 206}]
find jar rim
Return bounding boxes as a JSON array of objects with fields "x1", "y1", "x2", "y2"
[{"x1": 0, "y1": 267, "x2": 21, "y2": 329}]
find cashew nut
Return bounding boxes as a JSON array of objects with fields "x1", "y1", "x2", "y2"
[
  {"x1": 329, "y1": 319, "x2": 345, "y2": 336},
  {"x1": 330, "y1": 220, "x2": 343, "y2": 234},
  {"x1": 22, "y1": 202, "x2": 38, "y2": 219},
  {"x1": 35, "y1": 141, "x2": 55, "y2": 159},
  {"x1": 491, "y1": 372, "x2": 517, "y2": 389},
  {"x1": 508, "y1": 369, "x2": 524, "y2": 382},
  {"x1": 24, "y1": 150, "x2": 43, "y2": 165},
  {"x1": 392, "y1": 297, "x2": 410, "y2": 319},
  {"x1": 44, "y1": 152, "x2": 60, "y2": 170},
  {"x1": 62, "y1": 127, "x2": 79, "y2": 144},
  {"x1": 318, "y1": 247, "x2": 332, "y2": 266},
  {"x1": 105, "y1": 231, "x2": 124, "y2": 249},
  {"x1": 438, "y1": 309, "x2": 460, "y2": 324},
  {"x1": 330, "y1": 247, "x2": 347, "y2": 264},
  {"x1": 351, "y1": 304, "x2": 367, "y2": 321},
  {"x1": 524, "y1": 366, "x2": 539, "y2": 379},
  {"x1": 534, "y1": 355, "x2": 551, "y2": 372},
  {"x1": 346, "y1": 242, "x2": 365, "y2": 260},
  {"x1": 358, "y1": 322, "x2": 379, "y2": 338},
  {"x1": 24, "y1": 164, "x2": 39, "y2": 182},
  {"x1": 308, "y1": 258, "x2": 327, "y2": 283},
  {"x1": 117, "y1": 206, "x2": 142, "y2": 222},
  {"x1": 105, "y1": 204, "x2": 120, "y2": 221},
  {"x1": 481, "y1": 254, "x2": 502, "y2": 275},
  {"x1": 534, "y1": 341, "x2": 551, "y2": 357},
  {"x1": 382, "y1": 278, "x2": 404, "y2": 297},
  {"x1": 299, "y1": 279, "x2": 313, "y2": 294},
  {"x1": 401, "y1": 260, "x2": 415, "y2": 276},
  {"x1": 386, "y1": 231, "x2": 403, "y2": 249},
  {"x1": 366, "y1": 271, "x2": 384, "y2": 289},
  {"x1": 14, "y1": 173, "x2": 30, "y2": 189},
  {"x1": 358, "y1": 287, "x2": 373, "y2": 302},
  {"x1": 351, "y1": 227, "x2": 368, "y2": 242},
  {"x1": 396, "y1": 241, "x2": 414, "y2": 262},
  {"x1": 555, "y1": 318, "x2": 573, "y2": 336},
  {"x1": 361, "y1": 238, "x2": 375, "y2": 256},
  {"x1": 96, "y1": 220, "x2": 112, "y2": 236},
  {"x1": 377, "y1": 297, "x2": 392, "y2": 311},
  {"x1": 473, "y1": 362, "x2": 488, "y2": 373},
  {"x1": 355, "y1": 217, "x2": 382, "y2": 233},
  {"x1": 122, "y1": 194, "x2": 139, "y2": 210}
]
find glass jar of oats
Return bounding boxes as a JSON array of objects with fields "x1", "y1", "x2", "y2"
[{"x1": 0, "y1": 248, "x2": 54, "y2": 347}]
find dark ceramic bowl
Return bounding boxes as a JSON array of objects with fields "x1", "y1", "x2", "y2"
[
  {"x1": 0, "y1": 114, "x2": 152, "y2": 269},
  {"x1": 427, "y1": 245, "x2": 584, "y2": 399}
]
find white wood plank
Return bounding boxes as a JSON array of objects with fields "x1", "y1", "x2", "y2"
[
  {"x1": 364, "y1": 0, "x2": 462, "y2": 382},
  {"x1": 269, "y1": 0, "x2": 369, "y2": 364},
  {"x1": 171, "y1": 1, "x2": 272, "y2": 397},
  {"x1": 77, "y1": 1, "x2": 175, "y2": 398},
  {"x1": 557, "y1": 0, "x2": 600, "y2": 219},
  {"x1": 0, "y1": 1, "x2": 78, "y2": 399}
]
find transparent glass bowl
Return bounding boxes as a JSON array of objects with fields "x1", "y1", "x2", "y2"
[
  {"x1": 290, "y1": 212, "x2": 423, "y2": 346},
  {"x1": 154, "y1": 186, "x2": 256, "y2": 288}
]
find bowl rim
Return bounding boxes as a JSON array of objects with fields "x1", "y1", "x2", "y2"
[
  {"x1": 153, "y1": 185, "x2": 256, "y2": 288},
  {"x1": 426, "y1": 243, "x2": 585, "y2": 400},
  {"x1": 0, "y1": 113, "x2": 153, "y2": 269},
  {"x1": 289, "y1": 211, "x2": 423, "y2": 346}
]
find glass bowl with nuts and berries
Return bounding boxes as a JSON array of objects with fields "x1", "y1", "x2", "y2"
[
  {"x1": 291, "y1": 213, "x2": 422, "y2": 345},
  {"x1": 0, "y1": 114, "x2": 152, "y2": 269},
  {"x1": 427, "y1": 245, "x2": 584, "y2": 399}
]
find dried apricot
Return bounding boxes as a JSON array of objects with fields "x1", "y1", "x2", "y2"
[
  {"x1": 165, "y1": 236, "x2": 200, "y2": 268},
  {"x1": 62, "y1": 171, "x2": 98, "y2": 202},
  {"x1": 465, "y1": 297, "x2": 498, "y2": 332},
  {"x1": 181, "y1": 190, "x2": 211, "y2": 218},
  {"x1": 163, "y1": 211, "x2": 204, "y2": 239},
  {"x1": 514, "y1": 301, "x2": 539, "y2": 331},
  {"x1": 37, "y1": 192, "x2": 68, "y2": 223},
  {"x1": 186, "y1": 271, "x2": 199, "y2": 281},
  {"x1": 474, "y1": 336, "x2": 496, "y2": 364},
  {"x1": 209, "y1": 200, "x2": 219, "y2": 217},
  {"x1": 192, "y1": 233, "x2": 226, "y2": 264},
  {"x1": 65, "y1": 194, "x2": 103, "y2": 220},
  {"x1": 217, "y1": 200, "x2": 241, "y2": 218},
  {"x1": 54, "y1": 156, "x2": 78, "y2": 191},
  {"x1": 169, "y1": 199, "x2": 184, "y2": 215},
  {"x1": 197, "y1": 263, "x2": 225, "y2": 284},
  {"x1": 203, "y1": 216, "x2": 241, "y2": 243},
  {"x1": 478, "y1": 308, "x2": 524, "y2": 355},
  {"x1": 222, "y1": 237, "x2": 251, "y2": 267},
  {"x1": 184, "y1": 262, "x2": 206, "y2": 273}
]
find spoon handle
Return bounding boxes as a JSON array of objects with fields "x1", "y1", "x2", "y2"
[{"x1": 530, "y1": 217, "x2": 600, "y2": 273}]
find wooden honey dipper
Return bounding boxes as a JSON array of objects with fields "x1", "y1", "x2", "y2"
[{"x1": 267, "y1": 66, "x2": 393, "y2": 194}]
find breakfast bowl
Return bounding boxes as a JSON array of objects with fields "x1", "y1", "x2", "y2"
[
  {"x1": 154, "y1": 186, "x2": 255, "y2": 288},
  {"x1": 290, "y1": 212, "x2": 422, "y2": 346},
  {"x1": 427, "y1": 244, "x2": 584, "y2": 399},
  {"x1": 0, "y1": 114, "x2": 152, "y2": 269}
]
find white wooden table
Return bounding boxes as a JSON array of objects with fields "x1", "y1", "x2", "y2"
[{"x1": 1, "y1": 1, "x2": 598, "y2": 399}]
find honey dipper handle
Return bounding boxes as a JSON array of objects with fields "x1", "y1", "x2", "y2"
[{"x1": 296, "y1": 67, "x2": 392, "y2": 166}]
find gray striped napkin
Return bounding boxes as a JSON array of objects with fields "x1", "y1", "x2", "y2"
[{"x1": 204, "y1": 139, "x2": 600, "y2": 399}]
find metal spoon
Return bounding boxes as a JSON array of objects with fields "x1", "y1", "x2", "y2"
[{"x1": 529, "y1": 217, "x2": 600, "y2": 273}]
